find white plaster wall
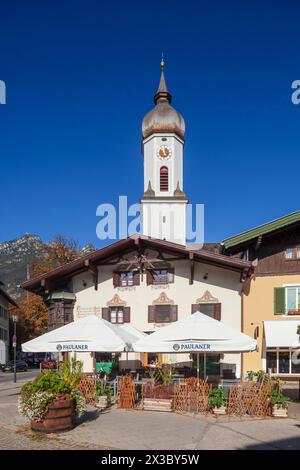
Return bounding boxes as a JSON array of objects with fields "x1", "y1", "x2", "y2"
[
  {"x1": 143, "y1": 133, "x2": 184, "y2": 195},
  {"x1": 72, "y1": 258, "x2": 243, "y2": 376},
  {"x1": 142, "y1": 200, "x2": 186, "y2": 245}
]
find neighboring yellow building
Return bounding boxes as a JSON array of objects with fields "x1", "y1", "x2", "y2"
[{"x1": 223, "y1": 211, "x2": 300, "y2": 379}]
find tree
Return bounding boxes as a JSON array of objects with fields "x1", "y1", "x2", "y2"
[
  {"x1": 30, "y1": 234, "x2": 79, "y2": 277},
  {"x1": 15, "y1": 235, "x2": 81, "y2": 342}
]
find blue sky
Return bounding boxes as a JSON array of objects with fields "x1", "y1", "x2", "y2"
[{"x1": 0, "y1": 0, "x2": 299, "y2": 248}]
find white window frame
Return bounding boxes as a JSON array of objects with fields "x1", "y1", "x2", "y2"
[
  {"x1": 110, "y1": 307, "x2": 124, "y2": 324},
  {"x1": 265, "y1": 348, "x2": 300, "y2": 375},
  {"x1": 284, "y1": 285, "x2": 300, "y2": 316}
]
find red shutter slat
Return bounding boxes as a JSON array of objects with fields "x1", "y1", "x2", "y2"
[
  {"x1": 133, "y1": 272, "x2": 140, "y2": 286},
  {"x1": 102, "y1": 307, "x2": 110, "y2": 321},
  {"x1": 113, "y1": 272, "x2": 120, "y2": 288},
  {"x1": 160, "y1": 166, "x2": 169, "y2": 191},
  {"x1": 191, "y1": 304, "x2": 199, "y2": 314},
  {"x1": 214, "y1": 303, "x2": 221, "y2": 321},
  {"x1": 124, "y1": 307, "x2": 131, "y2": 323},
  {"x1": 170, "y1": 305, "x2": 178, "y2": 322},
  {"x1": 148, "y1": 305, "x2": 156, "y2": 322},
  {"x1": 146, "y1": 270, "x2": 153, "y2": 285}
]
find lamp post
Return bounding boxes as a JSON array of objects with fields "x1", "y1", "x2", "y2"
[{"x1": 12, "y1": 314, "x2": 18, "y2": 383}]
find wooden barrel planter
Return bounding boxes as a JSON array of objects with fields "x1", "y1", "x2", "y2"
[{"x1": 31, "y1": 399, "x2": 75, "y2": 433}]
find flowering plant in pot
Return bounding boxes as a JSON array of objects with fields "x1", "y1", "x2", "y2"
[
  {"x1": 268, "y1": 390, "x2": 289, "y2": 417},
  {"x1": 19, "y1": 358, "x2": 85, "y2": 432},
  {"x1": 208, "y1": 387, "x2": 227, "y2": 415},
  {"x1": 95, "y1": 379, "x2": 114, "y2": 410}
]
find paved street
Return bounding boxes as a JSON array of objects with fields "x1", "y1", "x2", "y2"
[
  {"x1": 0, "y1": 425, "x2": 100, "y2": 450},
  {"x1": 0, "y1": 369, "x2": 39, "y2": 383},
  {"x1": 0, "y1": 378, "x2": 300, "y2": 450}
]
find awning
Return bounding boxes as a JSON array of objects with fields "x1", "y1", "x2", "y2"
[
  {"x1": 22, "y1": 315, "x2": 144, "y2": 353},
  {"x1": 133, "y1": 311, "x2": 257, "y2": 353},
  {"x1": 264, "y1": 320, "x2": 300, "y2": 348}
]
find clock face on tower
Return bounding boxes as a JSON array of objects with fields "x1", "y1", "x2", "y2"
[{"x1": 157, "y1": 145, "x2": 172, "y2": 160}]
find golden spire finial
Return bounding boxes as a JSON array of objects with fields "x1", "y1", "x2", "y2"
[{"x1": 160, "y1": 52, "x2": 165, "y2": 70}]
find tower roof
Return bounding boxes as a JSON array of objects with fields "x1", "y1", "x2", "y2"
[{"x1": 142, "y1": 59, "x2": 185, "y2": 140}]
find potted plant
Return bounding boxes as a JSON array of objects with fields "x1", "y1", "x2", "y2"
[
  {"x1": 18, "y1": 358, "x2": 86, "y2": 432},
  {"x1": 208, "y1": 387, "x2": 227, "y2": 415},
  {"x1": 268, "y1": 390, "x2": 289, "y2": 417},
  {"x1": 95, "y1": 379, "x2": 114, "y2": 410}
]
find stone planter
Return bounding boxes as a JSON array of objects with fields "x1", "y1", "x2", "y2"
[
  {"x1": 31, "y1": 399, "x2": 75, "y2": 433},
  {"x1": 95, "y1": 395, "x2": 111, "y2": 410},
  {"x1": 272, "y1": 405, "x2": 288, "y2": 418},
  {"x1": 212, "y1": 405, "x2": 227, "y2": 415}
]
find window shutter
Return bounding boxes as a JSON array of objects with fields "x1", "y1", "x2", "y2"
[
  {"x1": 123, "y1": 307, "x2": 131, "y2": 323},
  {"x1": 274, "y1": 287, "x2": 285, "y2": 315},
  {"x1": 214, "y1": 303, "x2": 221, "y2": 321},
  {"x1": 191, "y1": 304, "x2": 199, "y2": 314},
  {"x1": 170, "y1": 305, "x2": 178, "y2": 322},
  {"x1": 113, "y1": 271, "x2": 120, "y2": 288},
  {"x1": 133, "y1": 271, "x2": 140, "y2": 286},
  {"x1": 102, "y1": 307, "x2": 110, "y2": 321},
  {"x1": 147, "y1": 270, "x2": 153, "y2": 285},
  {"x1": 148, "y1": 305, "x2": 156, "y2": 322},
  {"x1": 168, "y1": 269, "x2": 175, "y2": 283}
]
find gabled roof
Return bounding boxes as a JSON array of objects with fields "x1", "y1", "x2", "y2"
[
  {"x1": 20, "y1": 235, "x2": 253, "y2": 294},
  {"x1": 0, "y1": 286, "x2": 19, "y2": 308},
  {"x1": 223, "y1": 210, "x2": 300, "y2": 250}
]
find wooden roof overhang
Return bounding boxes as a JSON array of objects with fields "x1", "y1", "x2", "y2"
[
  {"x1": 0, "y1": 287, "x2": 19, "y2": 308},
  {"x1": 223, "y1": 211, "x2": 300, "y2": 253},
  {"x1": 20, "y1": 235, "x2": 254, "y2": 295}
]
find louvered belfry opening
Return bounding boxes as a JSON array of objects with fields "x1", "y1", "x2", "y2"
[{"x1": 160, "y1": 166, "x2": 169, "y2": 191}]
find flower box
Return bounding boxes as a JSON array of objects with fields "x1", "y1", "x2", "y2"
[
  {"x1": 31, "y1": 399, "x2": 75, "y2": 433},
  {"x1": 143, "y1": 398, "x2": 173, "y2": 412},
  {"x1": 212, "y1": 405, "x2": 227, "y2": 415},
  {"x1": 272, "y1": 404, "x2": 288, "y2": 418},
  {"x1": 95, "y1": 395, "x2": 111, "y2": 410}
]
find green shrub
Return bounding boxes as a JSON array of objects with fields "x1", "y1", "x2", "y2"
[
  {"x1": 208, "y1": 387, "x2": 227, "y2": 409},
  {"x1": 268, "y1": 390, "x2": 289, "y2": 409},
  {"x1": 19, "y1": 360, "x2": 85, "y2": 422}
]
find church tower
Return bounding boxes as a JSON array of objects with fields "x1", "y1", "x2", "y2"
[{"x1": 141, "y1": 59, "x2": 188, "y2": 245}]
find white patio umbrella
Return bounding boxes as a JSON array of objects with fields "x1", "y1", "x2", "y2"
[
  {"x1": 21, "y1": 314, "x2": 140, "y2": 353},
  {"x1": 133, "y1": 312, "x2": 257, "y2": 378}
]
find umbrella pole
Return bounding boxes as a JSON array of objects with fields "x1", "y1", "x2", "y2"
[
  {"x1": 197, "y1": 353, "x2": 199, "y2": 379},
  {"x1": 204, "y1": 352, "x2": 207, "y2": 380}
]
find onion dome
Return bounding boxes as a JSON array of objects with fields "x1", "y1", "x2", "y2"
[{"x1": 142, "y1": 59, "x2": 185, "y2": 140}]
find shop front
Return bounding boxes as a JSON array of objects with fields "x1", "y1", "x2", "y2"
[{"x1": 263, "y1": 320, "x2": 300, "y2": 378}]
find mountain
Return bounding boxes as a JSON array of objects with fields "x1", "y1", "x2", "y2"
[
  {"x1": 0, "y1": 234, "x2": 97, "y2": 300},
  {"x1": 0, "y1": 234, "x2": 43, "y2": 299}
]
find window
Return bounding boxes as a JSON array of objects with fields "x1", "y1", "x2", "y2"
[
  {"x1": 0, "y1": 327, "x2": 8, "y2": 341},
  {"x1": 191, "y1": 303, "x2": 221, "y2": 321},
  {"x1": 148, "y1": 304, "x2": 178, "y2": 323},
  {"x1": 113, "y1": 271, "x2": 139, "y2": 287},
  {"x1": 120, "y1": 271, "x2": 134, "y2": 287},
  {"x1": 279, "y1": 351, "x2": 290, "y2": 374},
  {"x1": 266, "y1": 349, "x2": 300, "y2": 375},
  {"x1": 152, "y1": 269, "x2": 174, "y2": 285},
  {"x1": 0, "y1": 306, "x2": 8, "y2": 320},
  {"x1": 110, "y1": 307, "x2": 124, "y2": 324},
  {"x1": 160, "y1": 166, "x2": 168, "y2": 191},
  {"x1": 155, "y1": 305, "x2": 171, "y2": 323},
  {"x1": 285, "y1": 247, "x2": 300, "y2": 259},
  {"x1": 266, "y1": 351, "x2": 277, "y2": 374},
  {"x1": 286, "y1": 287, "x2": 300, "y2": 315}
]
